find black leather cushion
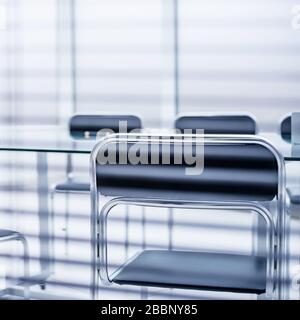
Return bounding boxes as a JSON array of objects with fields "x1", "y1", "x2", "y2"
[
  {"x1": 281, "y1": 116, "x2": 291, "y2": 143},
  {"x1": 113, "y1": 250, "x2": 267, "y2": 294},
  {"x1": 96, "y1": 144, "x2": 278, "y2": 201},
  {"x1": 175, "y1": 115, "x2": 256, "y2": 134},
  {"x1": 69, "y1": 115, "x2": 142, "y2": 139}
]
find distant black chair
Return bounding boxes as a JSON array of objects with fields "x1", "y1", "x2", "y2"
[
  {"x1": 175, "y1": 115, "x2": 256, "y2": 134},
  {"x1": 49, "y1": 115, "x2": 142, "y2": 270},
  {"x1": 90, "y1": 131, "x2": 285, "y2": 299},
  {"x1": 51, "y1": 114, "x2": 142, "y2": 195},
  {"x1": 280, "y1": 115, "x2": 300, "y2": 218},
  {"x1": 280, "y1": 116, "x2": 291, "y2": 143},
  {"x1": 69, "y1": 114, "x2": 142, "y2": 140}
]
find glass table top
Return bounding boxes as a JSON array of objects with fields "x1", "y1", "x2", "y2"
[
  {"x1": 0, "y1": 125, "x2": 297, "y2": 160},
  {"x1": 0, "y1": 125, "x2": 94, "y2": 154}
]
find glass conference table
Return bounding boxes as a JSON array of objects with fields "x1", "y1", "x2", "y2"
[
  {"x1": 0, "y1": 125, "x2": 94, "y2": 298},
  {"x1": 0, "y1": 125, "x2": 299, "y2": 299}
]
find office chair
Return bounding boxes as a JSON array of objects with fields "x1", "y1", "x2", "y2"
[
  {"x1": 49, "y1": 114, "x2": 142, "y2": 275},
  {"x1": 51, "y1": 114, "x2": 142, "y2": 194},
  {"x1": 175, "y1": 115, "x2": 256, "y2": 135},
  {"x1": 0, "y1": 229, "x2": 29, "y2": 299},
  {"x1": 90, "y1": 132, "x2": 286, "y2": 300}
]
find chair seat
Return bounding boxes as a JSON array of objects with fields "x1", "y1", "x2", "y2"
[
  {"x1": 112, "y1": 250, "x2": 267, "y2": 294},
  {"x1": 0, "y1": 229, "x2": 18, "y2": 238},
  {"x1": 54, "y1": 178, "x2": 90, "y2": 192},
  {"x1": 287, "y1": 187, "x2": 300, "y2": 204}
]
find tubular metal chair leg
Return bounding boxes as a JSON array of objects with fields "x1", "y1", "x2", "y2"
[
  {"x1": 64, "y1": 193, "x2": 70, "y2": 256},
  {"x1": 140, "y1": 207, "x2": 148, "y2": 300},
  {"x1": 168, "y1": 208, "x2": 173, "y2": 250},
  {"x1": 125, "y1": 206, "x2": 129, "y2": 260},
  {"x1": 49, "y1": 189, "x2": 56, "y2": 274},
  {"x1": 18, "y1": 235, "x2": 30, "y2": 299},
  {"x1": 38, "y1": 188, "x2": 57, "y2": 291}
]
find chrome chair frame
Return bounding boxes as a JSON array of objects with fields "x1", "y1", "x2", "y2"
[
  {"x1": 90, "y1": 133, "x2": 286, "y2": 300},
  {"x1": 0, "y1": 230, "x2": 30, "y2": 299}
]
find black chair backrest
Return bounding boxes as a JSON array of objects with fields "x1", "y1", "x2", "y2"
[
  {"x1": 281, "y1": 116, "x2": 291, "y2": 143},
  {"x1": 175, "y1": 115, "x2": 256, "y2": 134},
  {"x1": 96, "y1": 142, "x2": 278, "y2": 202},
  {"x1": 70, "y1": 115, "x2": 142, "y2": 139}
]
